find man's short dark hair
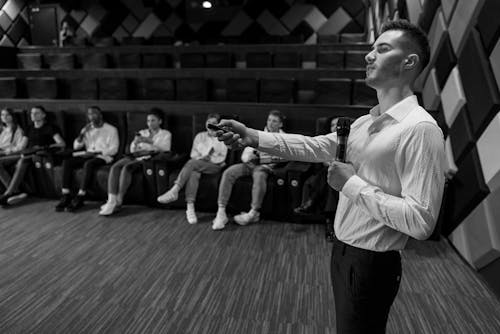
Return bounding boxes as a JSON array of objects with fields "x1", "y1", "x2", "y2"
[
  {"x1": 268, "y1": 109, "x2": 285, "y2": 123},
  {"x1": 381, "y1": 19, "x2": 430, "y2": 72},
  {"x1": 88, "y1": 106, "x2": 102, "y2": 113},
  {"x1": 32, "y1": 105, "x2": 46, "y2": 113},
  {"x1": 207, "y1": 113, "x2": 221, "y2": 122},
  {"x1": 148, "y1": 107, "x2": 164, "y2": 124}
]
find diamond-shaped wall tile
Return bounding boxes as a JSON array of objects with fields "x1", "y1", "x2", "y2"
[
  {"x1": 0, "y1": 34, "x2": 13, "y2": 46},
  {"x1": 0, "y1": 0, "x2": 6, "y2": 8},
  {"x1": 304, "y1": 6, "x2": 327, "y2": 32},
  {"x1": 164, "y1": 12, "x2": 182, "y2": 34},
  {"x1": 448, "y1": 0, "x2": 484, "y2": 55},
  {"x1": 428, "y1": 8, "x2": 446, "y2": 59},
  {"x1": 70, "y1": 9, "x2": 87, "y2": 24},
  {"x1": 8, "y1": 16, "x2": 28, "y2": 44},
  {"x1": 314, "y1": 1, "x2": 342, "y2": 17},
  {"x1": 122, "y1": 14, "x2": 139, "y2": 33},
  {"x1": 317, "y1": 7, "x2": 351, "y2": 35},
  {"x1": 152, "y1": 1, "x2": 172, "y2": 21},
  {"x1": 17, "y1": 36, "x2": 28, "y2": 46},
  {"x1": 266, "y1": 0, "x2": 289, "y2": 18},
  {"x1": 281, "y1": 4, "x2": 314, "y2": 31},
  {"x1": 257, "y1": 9, "x2": 289, "y2": 36},
  {"x1": 491, "y1": 37, "x2": 500, "y2": 91},
  {"x1": 423, "y1": 68, "x2": 441, "y2": 110},
  {"x1": 0, "y1": 10, "x2": 13, "y2": 31},
  {"x1": 441, "y1": 0, "x2": 457, "y2": 22},
  {"x1": 87, "y1": 4, "x2": 107, "y2": 22},
  {"x1": 112, "y1": 25, "x2": 128, "y2": 40},
  {"x1": 476, "y1": 0, "x2": 500, "y2": 54},
  {"x1": 441, "y1": 66, "x2": 466, "y2": 127},
  {"x1": 80, "y1": 14, "x2": 100, "y2": 36},
  {"x1": 133, "y1": 13, "x2": 161, "y2": 39},
  {"x1": 121, "y1": 0, "x2": 149, "y2": 20},
  {"x1": 3, "y1": 0, "x2": 24, "y2": 20},
  {"x1": 477, "y1": 113, "x2": 500, "y2": 192},
  {"x1": 19, "y1": 5, "x2": 28, "y2": 22},
  {"x1": 221, "y1": 10, "x2": 252, "y2": 36},
  {"x1": 405, "y1": 0, "x2": 422, "y2": 24}
]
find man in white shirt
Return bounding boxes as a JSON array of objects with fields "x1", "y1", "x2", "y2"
[
  {"x1": 212, "y1": 110, "x2": 286, "y2": 230},
  {"x1": 214, "y1": 20, "x2": 446, "y2": 333},
  {"x1": 56, "y1": 106, "x2": 119, "y2": 212}
]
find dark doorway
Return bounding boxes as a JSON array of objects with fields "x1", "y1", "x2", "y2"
[{"x1": 29, "y1": 5, "x2": 58, "y2": 46}]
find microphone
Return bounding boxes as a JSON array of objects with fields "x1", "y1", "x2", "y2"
[{"x1": 335, "y1": 117, "x2": 351, "y2": 163}]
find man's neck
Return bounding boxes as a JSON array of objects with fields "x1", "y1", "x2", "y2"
[
  {"x1": 92, "y1": 121, "x2": 104, "y2": 128},
  {"x1": 34, "y1": 120, "x2": 44, "y2": 128},
  {"x1": 376, "y1": 85, "x2": 413, "y2": 114}
]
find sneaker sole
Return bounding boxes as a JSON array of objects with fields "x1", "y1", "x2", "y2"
[{"x1": 7, "y1": 194, "x2": 27, "y2": 205}]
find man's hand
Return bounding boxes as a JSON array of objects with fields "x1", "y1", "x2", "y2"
[
  {"x1": 327, "y1": 161, "x2": 356, "y2": 191},
  {"x1": 215, "y1": 120, "x2": 259, "y2": 149}
]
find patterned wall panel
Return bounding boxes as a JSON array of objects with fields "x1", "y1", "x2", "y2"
[
  {"x1": 441, "y1": 66, "x2": 466, "y2": 127},
  {"x1": 0, "y1": 0, "x2": 367, "y2": 46},
  {"x1": 448, "y1": 0, "x2": 484, "y2": 55},
  {"x1": 477, "y1": 113, "x2": 500, "y2": 192}
]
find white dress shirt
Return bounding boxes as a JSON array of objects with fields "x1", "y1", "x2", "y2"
[
  {"x1": 191, "y1": 131, "x2": 228, "y2": 165},
  {"x1": 74, "y1": 122, "x2": 119, "y2": 163},
  {"x1": 0, "y1": 126, "x2": 26, "y2": 154},
  {"x1": 130, "y1": 128, "x2": 172, "y2": 153},
  {"x1": 258, "y1": 95, "x2": 446, "y2": 251}
]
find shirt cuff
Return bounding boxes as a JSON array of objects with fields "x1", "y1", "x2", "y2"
[
  {"x1": 257, "y1": 131, "x2": 274, "y2": 149},
  {"x1": 341, "y1": 175, "x2": 368, "y2": 200}
]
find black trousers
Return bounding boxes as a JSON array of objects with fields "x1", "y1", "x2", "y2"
[
  {"x1": 331, "y1": 240, "x2": 402, "y2": 334},
  {"x1": 62, "y1": 157, "x2": 107, "y2": 191}
]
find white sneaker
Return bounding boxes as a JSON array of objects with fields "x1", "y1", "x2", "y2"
[
  {"x1": 234, "y1": 211, "x2": 260, "y2": 226},
  {"x1": 99, "y1": 202, "x2": 117, "y2": 216},
  {"x1": 212, "y1": 213, "x2": 228, "y2": 230},
  {"x1": 7, "y1": 193, "x2": 27, "y2": 205},
  {"x1": 186, "y1": 210, "x2": 198, "y2": 224},
  {"x1": 157, "y1": 189, "x2": 178, "y2": 204}
]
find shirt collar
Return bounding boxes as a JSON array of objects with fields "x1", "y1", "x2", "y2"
[{"x1": 369, "y1": 95, "x2": 419, "y2": 123}]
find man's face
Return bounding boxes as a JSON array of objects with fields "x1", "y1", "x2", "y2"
[
  {"x1": 330, "y1": 118, "x2": 338, "y2": 134},
  {"x1": 364, "y1": 30, "x2": 409, "y2": 89},
  {"x1": 266, "y1": 114, "x2": 282, "y2": 133},
  {"x1": 87, "y1": 108, "x2": 102, "y2": 125},
  {"x1": 30, "y1": 108, "x2": 45, "y2": 122},
  {"x1": 147, "y1": 114, "x2": 161, "y2": 130},
  {"x1": 206, "y1": 117, "x2": 218, "y2": 136},
  {"x1": 1, "y1": 110, "x2": 12, "y2": 124}
]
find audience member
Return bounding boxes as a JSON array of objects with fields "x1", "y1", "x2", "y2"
[
  {"x1": 55, "y1": 106, "x2": 119, "y2": 212},
  {"x1": 157, "y1": 113, "x2": 228, "y2": 224},
  {"x1": 0, "y1": 106, "x2": 65, "y2": 206},
  {"x1": 99, "y1": 108, "x2": 171, "y2": 216},
  {"x1": 59, "y1": 20, "x2": 75, "y2": 47},
  {"x1": 294, "y1": 117, "x2": 339, "y2": 215},
  {"x1": 212, "y1": 110, "x2": 285, "y2": 230}
]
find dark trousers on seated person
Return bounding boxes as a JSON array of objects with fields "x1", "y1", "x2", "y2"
[
  {"x1": 62, "y1": 156, "x2": 107, "y2": 191},
  {"x1": 331, "y1": 239, "x2": 401, "y2": 334}
]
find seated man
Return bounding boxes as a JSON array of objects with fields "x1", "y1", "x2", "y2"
[
  {"x1": 157, "y1": 113, "x2": 228, "y2": 224},
  {"x1": 212, "y1": 109, "x2": 285, "y2": 230},
  {"x1": 55, "y1": 106, "x2": 119, "y2": 212},
  {"x1": 0, "y1": 106, "x2": 65, "y2": 206},
  {"x1": 99, "y1": 108, "x2": 171, "y2": 216},
  {"x1": 294, "y1": 117, "x2": 339, "y2": 215}
]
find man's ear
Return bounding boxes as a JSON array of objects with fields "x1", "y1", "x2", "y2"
[{"x1": 404, "y1": 54, "x2": 419, "y2": 70}]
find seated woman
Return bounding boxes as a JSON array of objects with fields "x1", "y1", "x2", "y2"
[
  {"x1": 0, "y1": 106, "x2": 65, "y2": 206},
  {"x1": 0, "y1": 108, "x2": 28, "y2": 204},
  {"x1": 59, "y1": 20, "x2": 75, "y2": 47},
  {"x1": 99, "y1": 108, "x2": 171, "y2": 216},
  {"x1": 157, "y1": 113, "x2": 228, "y2": 224}
]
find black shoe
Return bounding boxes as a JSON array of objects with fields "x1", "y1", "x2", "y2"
[
  {"x1": 66, "y1": 195, "x2": 85, "y2": 212},
  {"x1": 55, "y1": 194, "x2": 72, "y2": 212},
  {"x1": 294, "y1": 200, "x2": 314, "y2": 214},
  {"x1": 0, "y1": 194, "x2": 10, "y2": 207}
]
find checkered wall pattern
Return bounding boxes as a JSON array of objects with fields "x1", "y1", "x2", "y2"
[
  {"x1": 399, "y1": 0, "x2": 500, "y2": 274},
  {"x1": 0, "y1": 0, "x2": 366, "y2": 46}
]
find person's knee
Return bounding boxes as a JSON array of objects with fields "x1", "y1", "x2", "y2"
[{"x1": 252, "y1": 170, "x2": 268, "y2": 183}]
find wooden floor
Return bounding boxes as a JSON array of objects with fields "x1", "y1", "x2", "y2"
[{"x1": 0, "y1": 200, "x2": 499, "y2": 334}]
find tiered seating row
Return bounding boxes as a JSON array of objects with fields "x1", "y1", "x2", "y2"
[
  {"x1": 0, "y1": 100, "x2": 370, "y2": 219},
  {"x1": 0, "y1": 69, "x2": 377, "y2": 106},
  {"x1": 14, "y1": 45, "x2": 370, "y2": 70}
]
